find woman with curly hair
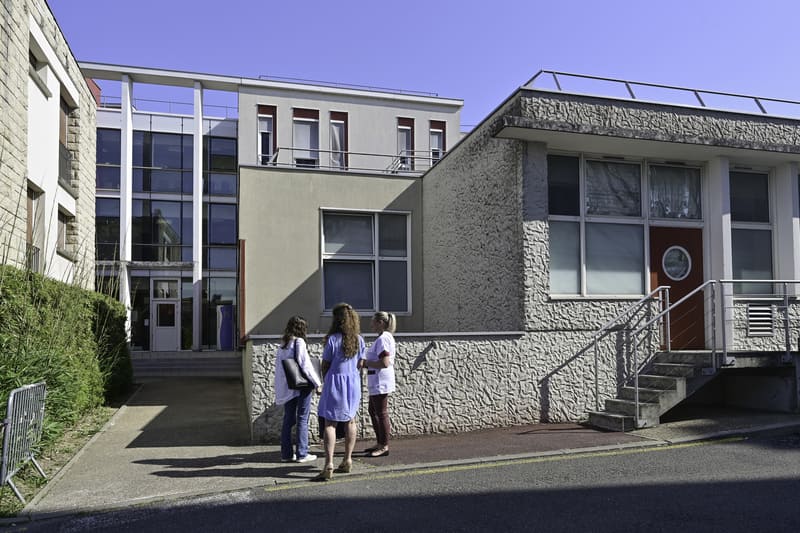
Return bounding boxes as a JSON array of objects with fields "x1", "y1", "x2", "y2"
[
  {"x1": 313, "y1": 303, "x2": 365, "y2": 481},
  {"x1": 274, "y1": 315, "x2": 321, "y2": 464}
]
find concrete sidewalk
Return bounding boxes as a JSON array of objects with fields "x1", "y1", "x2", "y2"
[{"x1": 17, "y1": 379, "x2": 800, "y2": 522}]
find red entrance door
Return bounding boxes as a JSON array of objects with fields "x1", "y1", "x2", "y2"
[{"x1": 649, "y1": 227, "x2": 704, "y2": 350}]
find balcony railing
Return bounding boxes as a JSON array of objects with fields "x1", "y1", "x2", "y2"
[
  {"x1": 26, "y1": 244, "x2": 40, "y2": 273},
  {"x1": 259, "y1": 147, "x2": 446, "y2": 175},
  {"x1": 98, "y1": 96, "x2": 238, "y2": 119}
]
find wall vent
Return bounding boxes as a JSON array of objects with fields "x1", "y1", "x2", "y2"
[{"x1": 746, "y1": 304, "x2": 774, "y2": 336}]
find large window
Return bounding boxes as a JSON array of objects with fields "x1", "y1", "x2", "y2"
[
  {"x1": 203, "y1": 203, "x2": 238, "y2": 270},
  {"x1": 293, "y1": 108, "x2": 319, "y2": 167},
  {"x1": 730, "y1": 171, "x2": 772, "y2": 294},
  {"x1": 203, "y1": 136, "x2": 237, "y2": 196},
  {"x1": 96, "y1": 197, "x2": 120, "y2": 261},
  {"x1": 133, "y1": 131, "x2": 193, "y2": 194},
  {"x1": 548, "y1": 154, "x2": 647, "y2": 296},
  {"x1": 132, "y1": 200, "x2": 191, "y2": 262},
  {"x1": 96, "y1": 128, "x2": 121, "y2": 189},
  {"x1": 322, "y1": 211, "x2": 409, "y2": 312}
]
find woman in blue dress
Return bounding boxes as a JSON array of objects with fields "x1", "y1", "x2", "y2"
[{"x1": 313, "y1": 302, "x2": 365, "y2": 481}]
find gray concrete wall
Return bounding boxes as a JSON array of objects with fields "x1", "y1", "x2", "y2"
[
  {"x1": 239, "y1": 166, "x2": 423, "y2": 335},
  {"x1": 237, "y1": 85, "x2": 461, "y2": 170},
  {"x1": 422, "y1": 99, "x2": 527, "y2": 332},
  {"x1": 517, "y1": 91, "x2": 800, "y2": 153}
]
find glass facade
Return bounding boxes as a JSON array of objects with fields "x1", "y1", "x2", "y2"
[{"x1": 95, "y1": 127, "x2": 239, "y2": 351}]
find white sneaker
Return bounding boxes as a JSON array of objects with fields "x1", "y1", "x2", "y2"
[
  {"x1": 281, "y1": 454, "x2": 296, "y2": 463},
  {"x1": 295, "y1": 453, "x2": 317, "y2": 463}
]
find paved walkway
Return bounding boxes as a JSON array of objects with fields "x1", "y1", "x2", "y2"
[{"x1": 16, "y1": 379, "x2": 800, "y2": 522}]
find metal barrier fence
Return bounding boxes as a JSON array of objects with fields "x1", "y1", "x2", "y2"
[{"x1": 1, "y1": 383, "x2": 47, "y2": 503}]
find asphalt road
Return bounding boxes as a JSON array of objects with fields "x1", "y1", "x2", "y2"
[{"x1": 15, "y1": 432, "x2": 800, "y2": 532}]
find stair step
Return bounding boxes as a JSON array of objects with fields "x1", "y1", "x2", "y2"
[
  {"x1": 605, "y1": 398, "x2": 661, "y2": 418},
  {"x1": 654, "y1": 351, "x2": 714, "y2": 366},
  {"x1": 652, "y1": 362, "x2": 697, "y2": 377},
  {"x1": 618, "y1": 386, "x2": 670, "y2": 403},
  {"x1": 587, "y1": 411, "x2": 636, "y2": 432},
  {"x1": 637, "y1": 374, "x2": 686, "y2": 393}
]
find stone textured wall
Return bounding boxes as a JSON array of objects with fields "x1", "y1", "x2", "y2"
[
  {"x1": 517, "y1": 91, "x2": 800, "y2": 153},
  {"x1": 247, "y1": 331, "x2": 628, "y2": 442},
  {"x1": 422, "y1": 99, "x2": 525, "y2": 332},
  {"x1": 0, "y1": 0, "x2": 30, "y2": 266},
  {"x1": 0, "y1": 0, "x2": 95, "y2": 286}
]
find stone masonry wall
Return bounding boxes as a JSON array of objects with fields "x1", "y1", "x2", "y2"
[
  {"x1": 0, "y1": 0, "x2": 96, "y2": 285},
  {"x1": 0, "y1": 0, "x2": 30, "y2": 266}
]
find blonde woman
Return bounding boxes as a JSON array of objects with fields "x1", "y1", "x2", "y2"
[
  {"x1": 313, "y1": 303, "x2": 365, "y2": 481},
  {"x1": 362, "y1": 311, "x2": 396, "y2": 457}
]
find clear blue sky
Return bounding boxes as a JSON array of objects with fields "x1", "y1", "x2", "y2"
[{"x1": 49, "y1": 0, "x2": 800, "y2": 127}]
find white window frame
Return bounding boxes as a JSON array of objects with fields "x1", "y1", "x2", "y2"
[
  {"x1": 258, "y1": 114, "x2": 273, "y2": 165},
  {"x1": 729, "y1": 168, "x2": 774, "y2": 296},
  {"x1": 292, "y1": 117, "x2": 319, "y2": 167},
  {"x1": 548, "y1": 153, "x2": 705, "y2": 299},
  {"x1": 320, "y1": 208, "x2": 411, "y2": 314},
  {"x1": 330, "y1": 119, "x2": 346, "y2": 169},
  {"x1": 430, "y1": 128, "x2": 444, "y2": 163}
]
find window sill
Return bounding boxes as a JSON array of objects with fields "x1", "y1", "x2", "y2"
[
  {"x1": 548, "y1": 294, "x2": 645, "y2": 302},
  {"x1": 57, "y1": 248, "x2": 77, "y2": 263},
  {"x1": 58, "y1": 177, "x2": 79, "y2": 199}
]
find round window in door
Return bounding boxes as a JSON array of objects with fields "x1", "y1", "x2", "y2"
[{"x1": 662, "y1": 246, "x2": 692, "y2": 281}]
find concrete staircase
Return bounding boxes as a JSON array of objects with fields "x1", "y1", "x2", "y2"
[
  {"x1": 131, "y1": 351, "x2": 242, "y2": 381},
  {"x1": 588, "y1": 351, "x2": 719, "y2": 431}
]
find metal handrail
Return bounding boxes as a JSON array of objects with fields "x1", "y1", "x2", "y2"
[
  {"x1": 591, "y1": 286, "x2": 670, "y2": 410},
  {"x1": 261, "y1": 146, "x2": 444, "y2": 174},
  {"x1": 628, "y1": 280, "x2": 716, "y2": 428},
  {"x1": 525, "y1": 70, "x2": 800, "y2": 118}
]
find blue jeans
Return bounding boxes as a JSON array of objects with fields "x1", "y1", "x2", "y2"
[{"x1": 281, "y1": 389, "x2": 313, "y2": 460}]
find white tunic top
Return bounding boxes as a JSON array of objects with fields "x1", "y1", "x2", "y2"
[
  {"x1": 365, "y1": 331, "x2": 396, "y2": 395},
  {"x1": 274, "y1": 337, "x2": 321, "y2": 405}
]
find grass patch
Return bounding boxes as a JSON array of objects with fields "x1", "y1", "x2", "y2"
[{"x1": 0, "y1": 404, "x2": 118, "y2": 517}]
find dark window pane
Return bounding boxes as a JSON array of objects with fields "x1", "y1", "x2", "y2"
[
  {"x1": 132, "y1": 131, "x2": 148, "y2": 167},
  {"x1": 205, "y1": 173, "x2": 237, "y2": 195},
  {"x1": 96, "y1": 166, "x2": 120, "y2": 189},
  {"x1": 151, "y1": 201, "x2": 182, "y2": 246},
  {"x1": 130, "y1": 276, "x2": 150, "y2": 350},
  {"x1": 208, "y1": 137, "x2": 236, "y2": 171},
  {"x1": 182, "y1": 136, "x2": 193, "y2": 170},
  {"x1": 150, "y1": 170, "x2": 183, "y2": 193},
  {"x1": 379, "y1": 260, "x2": 408, "y2": 312},
  {"x1": 548, "y1": 155, "x2": 580, "y2": 216},
  {"x1": 732, "y1": 228, "x2": 773, "y2": 294},
  {"x1": 379, "y1": 214, "x2": 407, "y2": 257},
  {"x1": 323, "y1": 261, "x2": 373, "y2": 310},
  {"x1": 95, "y1": 198, "x2": 120, "y2": 260},
  {"x1": 207, "y1": 204, "x2": 237, "y2": 244},
  {"x1": 206, "y1": 247, "x2": 237, "y2": 270},
  {"x1": 182, "y1": 171, "x2": 194, "y2": 194},
  {"x1": 157, "y1": 303, "x2": 176, "y2": 327},
  {"x1": 730, "y1": 171, "x2": 769, "y2": 222},
  {"x1": 96, "y1": 128, "x2": 120, "y2": 165},
  {"x1": 133, "y1": 169, "x2": 148, "y2": 192},
  {"x1": 203, "y1": 277, "x2": 237, "y2": 348},
  {"x1": 152, "y1": 133, "x2": 183, "y2": 169},
  {"x1": 181, "y1": 278, "x2": 193, "y2": 350}
]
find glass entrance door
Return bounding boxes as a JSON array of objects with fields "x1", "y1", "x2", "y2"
[{"x1": 151, "y1": 279, "x2": 180, "y2": 351}]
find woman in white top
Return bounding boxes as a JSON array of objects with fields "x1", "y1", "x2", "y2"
[
  {"x1": 361, "y1": 311, "x2": 396, "y2": 458},
  {"x1": 274, "y1": 316, "x2": 321, "y2": 463}
]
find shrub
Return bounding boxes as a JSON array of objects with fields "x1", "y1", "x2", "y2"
[{"x1": 0, "y1": 265, "x2": 131, "y2": 445}]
